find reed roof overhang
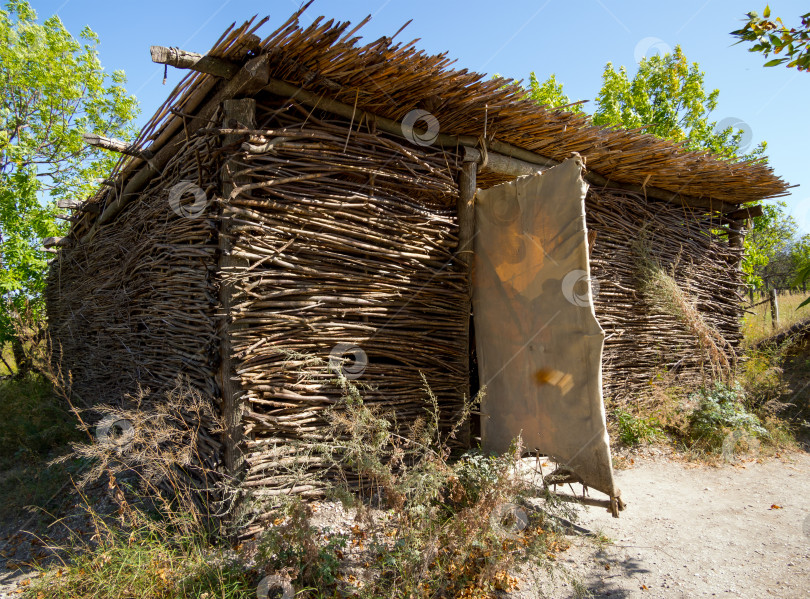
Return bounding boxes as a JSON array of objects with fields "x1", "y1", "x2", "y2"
[{"x1": 70, "y1": 5, "x2": 791, "y2": 241}]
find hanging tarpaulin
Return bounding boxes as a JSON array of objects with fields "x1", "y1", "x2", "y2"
[{"x1": 472, "y1": 157, "x2": 618, "y2": 500}]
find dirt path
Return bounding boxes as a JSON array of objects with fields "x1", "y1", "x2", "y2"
[{"x1": 530, "y1": 450, "x2": 810, "y2": 598}]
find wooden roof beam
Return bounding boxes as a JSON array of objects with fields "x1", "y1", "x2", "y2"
[
  {"x1": 150, "y1": 45, "x2": 241, "y2": 79},
  {"x1": 462, "y1": 146, "x2": 550, "y2": 178},
  {"x1": 262, "y1": 78, "x2": 739, "y2": 214},
  {"x1": 42, "y1": 236, "x2": 72, "y2": 249},
  {"x1": 725, "y1": 205, "x2": 764, "y2": 220},
  {"x1": 82, "y1": 133, "x2": 153, "y2": 160}
]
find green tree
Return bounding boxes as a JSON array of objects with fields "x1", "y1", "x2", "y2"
[
  {"x1": 732, "y1": 8, "x2": 810, "y2": 304},
  {"x1": 743, "y1": 202, "x2": 804, "y2": 288},
  {"x1": 523, "y1": 72, "x2": 584, "y2": 112},
  {"x1": 0, "y1": 0, "x2": 138, "y2": 373},
  {"x1": 731, "y1": 7, "x2": 810, "y2": 72},
  {"x1": 591, "y1": 46, "x2": 766, "y2": 161},
  {"x1": 524, "y1": 49, "x2": 790, "y2": 291}
]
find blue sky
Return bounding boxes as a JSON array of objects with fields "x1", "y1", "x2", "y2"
[{"x1": 31, "y1": 0, "x2": 810, "y2": 231}]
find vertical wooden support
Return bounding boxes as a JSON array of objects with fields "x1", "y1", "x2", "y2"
[
  {"x1": 728, "y1": 218, "x2": 747, "y2": 318},
  {"x1": 769, "y1": 288, "x2": 779, "y2": 330},
  {"x1": 219, "y1": 98, "x2": 255, "y2": 486},
  {"x1": 457, "y1": 160, "x2": 477, "y2": 446},
  {"x1": 728, "y1": 220, "x2": 745, "y2": 266}
]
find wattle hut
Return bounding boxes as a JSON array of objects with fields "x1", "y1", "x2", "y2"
[{"x1": 45, "y1": 7, "x2": 788, "y2": 519}]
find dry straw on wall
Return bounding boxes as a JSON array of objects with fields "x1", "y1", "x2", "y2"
[{"x1": 587, "y1": 190, "x2": 742, "y2": 403}]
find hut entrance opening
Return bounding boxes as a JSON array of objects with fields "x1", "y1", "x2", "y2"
[{"x1": 471, "y1": 158, "x2": 619, "y2": 502}]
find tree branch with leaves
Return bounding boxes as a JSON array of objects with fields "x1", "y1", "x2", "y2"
[
  {"x1": 731, "y1": 6, "x2": 810, "y2": 72},
  {"x1": 0, "y1": 0, "x2": 138, "y2": 374}
]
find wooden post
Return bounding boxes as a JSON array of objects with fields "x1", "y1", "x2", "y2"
[
  {"x1": 728, "y1": 218, "x2": 745, "y2": 276},
  {"x1": 457, "y1": 159, "x2": 477, "y2": 447},
  {"x1": 218, "y1": 98, "x2": 255, "y2": 496},
  {"x1": 769, "y1": 288, "x2": 779, "y2": 330},
  {"x1": 728, "y1": 220, "x2": 745, "y2": 259},
  {"x1": 729, "y1": 219, "x2": 747, "y2": 324}
]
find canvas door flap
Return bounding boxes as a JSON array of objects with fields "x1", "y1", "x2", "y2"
[{"x1": 472, "y1": 157, "x2": 618, "y2": 498}]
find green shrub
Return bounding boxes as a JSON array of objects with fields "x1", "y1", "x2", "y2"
[
  {"x1": 452, "y1": 450, "x2": 500, "y2": 506},
  {"x1": 0, "y1": 373, "x2": 80, "y2": 464},
  {"x1": 613, "y1": 408, "x2": 664, "y2": 446},
  {"x1": 687, "y1": 382, "x2": 769, "y2": 451}
]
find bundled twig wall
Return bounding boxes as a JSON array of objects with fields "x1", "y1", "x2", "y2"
[
  {"x1": 45, "y1": 121, "x2": 225, "y2": 492},
  {"x1": 586, "y1": 189, "x2": 743, "y2": 403},
  {"x1": 223, "y1": 97, "x2": 468, "y2": 499}
]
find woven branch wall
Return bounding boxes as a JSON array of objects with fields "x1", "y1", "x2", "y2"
[
  {"x1": 46, "y1": 99, "x2": 743, "y2": 506},
  {"x1": 45, "y1": 127, "x2": 224, "y2": 481},
  {"x1": 227, "y1": 97, "x2": 469, "y2": 498},
  {"x1": 586, "y1": 189, "x2": 743, "y2": 404}
]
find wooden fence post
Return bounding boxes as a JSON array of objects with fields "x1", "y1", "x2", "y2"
[{"x1": 769, "y1": 288, "x2": 779, "y2": 330}]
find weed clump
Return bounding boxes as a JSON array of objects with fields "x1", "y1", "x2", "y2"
[
  {"x1": 25, "y1": 356, "x2": 581, "y2": 599},
  {"x1": 248, "y1": 369, "x2": 576, "y2": 598},
  {"x1": 687, "y1": 382, "x2": 769, "y2": 452},
  {"x1": 612, "y1": 408, "x2": 664, "y2": 446},
  {"x1": 258, "y1": 499, "x2": 348, "y2": 590}
]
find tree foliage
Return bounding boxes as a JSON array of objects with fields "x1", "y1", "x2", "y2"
[
  {"x1": 591, "y1": 46, "x2": 766, "y2": 161},
  {"x1": 0, "y1": 0, "x2": 138, "y2": 367},
  {"x1": 523, "y1": 72, "x2": 584, "y2": 113},
  {"x1": 743, "y1": 202, "x2": 810, "y2": 288},
  {"x1": 526, "y1": 47, "x2": 766, "y2": 161},
  {"x1": 524, "y1": 48, "x2": 806, "y2": 291},
  {"x1": 731, "y1": 6, "x2": 810, "y2": 72}
]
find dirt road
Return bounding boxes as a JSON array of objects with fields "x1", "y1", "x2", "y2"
[{"x1": 531, "y1": 450, "x2": 810, "y2": 598}]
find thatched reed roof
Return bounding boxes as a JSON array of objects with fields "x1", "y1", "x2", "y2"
[{"x1": 75, "y1": 5, "x2": 789, "y2": 238}]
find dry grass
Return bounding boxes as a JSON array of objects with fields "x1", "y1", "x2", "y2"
[
  {"x1": 250, "y1": 369, "x2": 582, "y2": 598},
  {"x1": 742, "y1": 291, "x2": 810, "y2": 345},
  {"x1": 23, "y1": 361, "x2": 583, "y2": 599}
]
